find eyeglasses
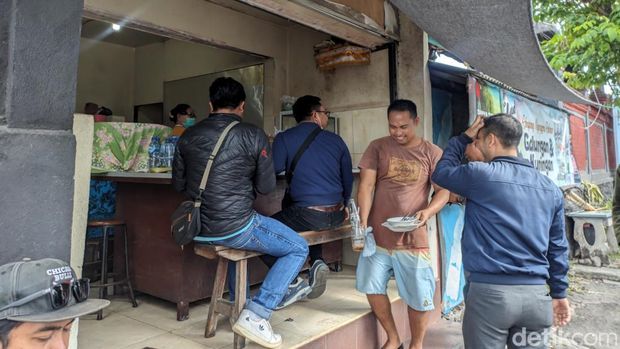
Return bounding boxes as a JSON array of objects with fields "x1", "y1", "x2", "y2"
[
  {"x1": 316, "y1": 110, "x2": 332, "y2": 117},
  {"x1": 0, "y1": 278, "x2": 90, "y2": 312}
]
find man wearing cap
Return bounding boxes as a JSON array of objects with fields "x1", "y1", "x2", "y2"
[{"x1": 0, "y1": 258, "x2": 109, "y2": 349}]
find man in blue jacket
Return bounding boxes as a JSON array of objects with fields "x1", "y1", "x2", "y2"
[
  {"x1": 268, "y1": 95, "x2": 353, "y2": 308},
  {"x1": 432, "y1": 114, "x2": 571, "y2": 349}
]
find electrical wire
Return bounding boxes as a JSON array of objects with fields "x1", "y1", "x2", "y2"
[{"x1": 583, "y1": 88, "x2": 603, "y2": 130}]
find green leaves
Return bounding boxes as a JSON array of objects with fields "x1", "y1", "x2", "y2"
[{"x1": 534, "y1": 0, "x2": 620, "y2": 106}]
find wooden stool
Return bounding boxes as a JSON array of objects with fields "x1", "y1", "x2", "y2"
[
  {"x1": 194, "y1": 225, "x2": 352, "y2": 349},
  {"x1": 195, "y1": 245, "x2": 250, "y2": 349},
  {"x1": 87, "y1": 219, "x2": 138, "y2": 320}
]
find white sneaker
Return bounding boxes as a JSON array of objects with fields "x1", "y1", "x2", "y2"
[{"x1": 232, "y1": 309, "x2": 282, "y2": 348}]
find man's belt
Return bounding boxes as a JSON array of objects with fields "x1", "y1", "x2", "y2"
[{"x1": 306, "y1": 203, "x2": 344, "y2": 212}]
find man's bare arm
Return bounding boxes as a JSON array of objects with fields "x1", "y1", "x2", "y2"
[{"x1": 357, "y1": 168, "x2": 377, "y2": 230}]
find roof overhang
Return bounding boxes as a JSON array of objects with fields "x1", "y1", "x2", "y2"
[
  {"x1": 390, "y1": 0, "x2": 595, "y2": 105},
  {"x1": 237, "y1": 0, "x2": 396, "y2": 48}
]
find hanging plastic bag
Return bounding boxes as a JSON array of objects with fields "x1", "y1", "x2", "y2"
[{"x1": 362, "y1": 227, "x2": 376, "y2": 257}]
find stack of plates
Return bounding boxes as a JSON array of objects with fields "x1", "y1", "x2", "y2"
[{"x1": 381, "y1": 216, "x2": 422, "y2": 232}]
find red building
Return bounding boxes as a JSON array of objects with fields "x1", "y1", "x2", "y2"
[{"x1": 564, "y1": 102, "x2": 615, "y2": 180}]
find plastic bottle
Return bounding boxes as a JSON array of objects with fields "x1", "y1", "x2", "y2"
[{"x1": 148, "y1": 136, "x2": 161, "y2": 169}]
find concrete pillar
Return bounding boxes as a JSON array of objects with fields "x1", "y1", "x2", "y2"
[
  {"x1": 396, "y1": 12, "x2": 433, "y2": 140},
  {"x1": 0, "y1": 0, "x2": 83, "y2": 264}
]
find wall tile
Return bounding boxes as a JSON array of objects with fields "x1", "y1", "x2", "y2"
[
  {"x1": 299, "y1": 337, "x2": 325, "y2": 349},
  {"x1": 356, "y1": 314, "x2": 380, "y2": 349},
  {"x1": 326, "y1": 322, "x2": 357, "y2": 349}
]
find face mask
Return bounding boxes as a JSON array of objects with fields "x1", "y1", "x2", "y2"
[{"x1": 183, "y1": 118, "x2": 196, "y2": 128}]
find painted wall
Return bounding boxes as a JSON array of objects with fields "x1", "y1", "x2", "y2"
[
  {"x1": 134, "y1": 39, "x2": 264, "y2": 106},
  {"x1": 284, "y1": 18, "x2": 434, "y2": 165},
  {"x1": 570, "y1": 115, "x2": 588, "y2": 172},
  {"x1": 607, "y1": 129, "x2": 616, "y2": 170},
  {"x1": 68, "y1": 114, "x2": 94, "y2": 349},
  {"x1": 76, "y1": 37, "x2": 135, "y2": 118},
  {"x1": 566, "y1": 102, "x2": 615, "y2": 180},
  {"x1": 84, "y1": 0, "x2": 288, "y2": 131},
  {"x1": 133, "y1": 42, "x2": 165, "y2": 106},
  {"x1": 397, "y1": 11, "x2": 432, "y2": 140},
  {"x1": 285, "y1": 25, "x2": 391, "y2": 166}
]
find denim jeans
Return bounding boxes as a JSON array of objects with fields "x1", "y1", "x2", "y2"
[
  {"x1": 213, "y1": 213, "x2": 308, "y2": 320},
  {"x1": 262, "y1": 206, "x2": 345, "y2": 267}
]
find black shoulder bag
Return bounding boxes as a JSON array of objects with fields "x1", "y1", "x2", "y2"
[
  {"x1": 171, "y1": 121, "x2": 239, "y2": 247},
  {"x1": 281, "y1": 126, "x2": 322, "y2": 209}
]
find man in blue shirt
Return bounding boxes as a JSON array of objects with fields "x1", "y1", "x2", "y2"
[
  {"x1": 267, "y1": 95, "x2": 353, "y2": 308},
  {"x1": 432, "y1": 114, "x2": 571, "y2": 349}
]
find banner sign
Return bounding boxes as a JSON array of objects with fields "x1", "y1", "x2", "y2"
[{"x1": 473, "y1": 78, "x2": 575, "y2": 186}]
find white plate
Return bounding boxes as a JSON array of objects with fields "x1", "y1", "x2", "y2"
[
  {"x1": 381, "y1": 221, "x2": 422, "y2": 233},
  {"x1": 387, "y1": 216, "x2": 421, "y2": 227}
]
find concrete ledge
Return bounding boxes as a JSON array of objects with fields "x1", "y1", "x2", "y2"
[{"x1": 571, "y1": 264, "x2": 620, "y2": 282}]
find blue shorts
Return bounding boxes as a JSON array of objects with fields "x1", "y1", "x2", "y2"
[{"x1": 356, "y1": 247, "x2": 435, "y2": 311}]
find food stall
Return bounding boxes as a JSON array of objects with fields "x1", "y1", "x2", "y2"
[{"x1": 90, "y1": 121, "x2": 344, "y2": 320}]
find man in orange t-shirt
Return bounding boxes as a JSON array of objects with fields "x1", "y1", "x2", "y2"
[{"x1": 356, "y1": 99, "x2": 450, "y2": 349}]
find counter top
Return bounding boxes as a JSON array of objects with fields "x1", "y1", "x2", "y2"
[
  {"x1": 92, "y1": 171, "x2": 172, "y2": 184},
  {"x1": 93, "y1": 168, "x2": 360, "y2": 184}
]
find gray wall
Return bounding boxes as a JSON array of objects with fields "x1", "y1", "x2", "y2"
[{"x1": 0, "y1": 0, "x2": 83, "y2": 264}]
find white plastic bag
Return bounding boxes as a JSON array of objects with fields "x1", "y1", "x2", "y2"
[{"x1": 362, "y1": 227, "x2": 376, "y2": 257}]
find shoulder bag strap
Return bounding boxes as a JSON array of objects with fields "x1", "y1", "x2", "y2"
[
  {"x1": 195, "y1": 121, "x2": 239, "y2": 206},
  {"x1": 285, "y1": 125, "x2": 322, "y2": 185}
]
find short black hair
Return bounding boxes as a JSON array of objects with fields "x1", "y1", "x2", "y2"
[
  {"x1": 169, "y1": 103, "x2": 191, "y2": 123},
  {"x1": 96, "y1": 106, "x2": 113, "y2": 116},
  {"x1": 387, "y1": 99, "x2": 417, "y2": 119},
  {"x1": 209, "y1": 77, "x2": 246, "y2": 111},
  {"x1": 84, "y1": 102, "x2": 99, "y2": 115},
  {"x1": 0, "y1": 320, "x2": 21, "y2": 347},
  {"x1": 292, "y1": 95, "x2": 322, "y2": 123},
  {"x1": 481, "y1": 113, "x2": 523, "y2": 148}
]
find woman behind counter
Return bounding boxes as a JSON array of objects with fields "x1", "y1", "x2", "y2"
[{"x1": 169, "y1": 103, "x2": 196, "y2": 136}]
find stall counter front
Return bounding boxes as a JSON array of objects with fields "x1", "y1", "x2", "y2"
[{"x1": 92, "y1": 172, "x2": 344, "y2": 320}]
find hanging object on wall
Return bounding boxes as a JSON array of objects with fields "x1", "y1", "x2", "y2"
[{"x1": 314, "y1": 39, "x2": 371, "y2": 71}]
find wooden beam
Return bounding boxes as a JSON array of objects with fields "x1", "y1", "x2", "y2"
[{"x1": 237, "y1": 0, "x2": 393, "y2": 48}]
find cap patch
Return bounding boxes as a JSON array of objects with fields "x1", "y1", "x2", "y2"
[{"x1": 46, "y1": 266, "x2": 73, "y2": 283}]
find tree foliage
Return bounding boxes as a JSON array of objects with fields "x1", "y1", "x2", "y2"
[{"x1": 533, "y1": 0, "x2": 620, "y2": 106}]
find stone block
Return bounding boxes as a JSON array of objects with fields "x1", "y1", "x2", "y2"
[
  {"x1": 0, "y1": 129, "x2": 76, "y2": 264},
  {"x1": 3, "y1": 0, "x2": 83, "y2": 130}
]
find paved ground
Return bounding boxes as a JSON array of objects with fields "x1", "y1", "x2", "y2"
[
  {"x1": 555, "y1": 262, "x2": 620, "y2": 349},
  {"x1": 439, "y1": 259, "x2": 620, "y2": 349}
]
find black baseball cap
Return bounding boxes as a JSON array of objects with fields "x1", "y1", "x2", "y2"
[{"x1": 0, "y1": 258, "x2": 109, "y2": 322}]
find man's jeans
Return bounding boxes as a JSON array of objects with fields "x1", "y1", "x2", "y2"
[
  {"x1": 214, "y1": 213, "x2": 308, "y2": 320},
  {"x1": 262, "y1": 205, "x2": 345, "y2": 268}
]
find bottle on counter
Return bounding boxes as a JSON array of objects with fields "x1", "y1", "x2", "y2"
[
  {"x1": 166, "y1": 135, "x2": 180, "y2": 145},
  {"x1": 161, "y1": 136, "x2": 178, "y2": 168},
  {"x1": 148, "y1": 136, "x2": 161, "y2": 169}
]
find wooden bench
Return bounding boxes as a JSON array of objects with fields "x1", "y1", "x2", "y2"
[{"x1": 194, "y1": 224, "x2": 352, "y2": 349}]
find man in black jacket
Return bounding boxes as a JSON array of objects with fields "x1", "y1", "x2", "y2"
[{"x1": 172, "y1": 77, "x2": 308, "y2": 349}]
